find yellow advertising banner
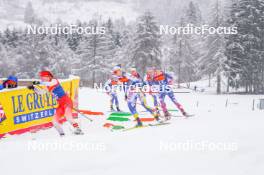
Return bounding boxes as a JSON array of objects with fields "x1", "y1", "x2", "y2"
[{"x1": 0, "y1": 77, "x2": 80, "y2": 137}]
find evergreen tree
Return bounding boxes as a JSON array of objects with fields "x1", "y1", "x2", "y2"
[
  {"x1": 185, "y1": 1, "x2": 202, "y2": 25},
  {"x1": 169, "y1": 1, "x2": 204, "y2": 87},
  {"x1": 2, "y1": 28, "x2": 20, "y2": 48},
  {"x1": 199, "y1": 0, "x2": 227, "y2": 94},
  {"x1": 16, "y1": 33, "x2": 53, "y2": 78},
  {"x1": 24, "y1": 1, "x2": 35, "y2": 24},
  {"x1": 0, "y1": 44, "x2": 12, "y2": 77},
  {"x1": 76, "y1": 20, "x2": 116, "y2": 86},
  {"x1": 50, "y1": 38, "x2": 76, "y2": 78},
  {"x1": 225, "y1": 0, "x2": 264, "y2": 93},
  {"x1": 130, "y1": 11, "x2": 161, "y2": 75},
  {"x1": 67, "y1": 21, "x2": 83, "y2": 51}
]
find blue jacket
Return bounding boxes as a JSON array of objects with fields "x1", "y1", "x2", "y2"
[
  {"x1": 7, "y1": 75, "x2": 18, "y2": 84},
  {"x1": 0, "y1": 84, "x2": 4, "y2": 90}
]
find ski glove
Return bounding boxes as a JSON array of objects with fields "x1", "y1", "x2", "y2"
[
  {"x1": 27, "y1": 85, "x2": 35, "y2": 90},
  {"x1": 27, "y1": 81, "x2": 40, "y2": 90},
  {"x1": 32, "y1": 81, "x2": 41, "y2": 85}
]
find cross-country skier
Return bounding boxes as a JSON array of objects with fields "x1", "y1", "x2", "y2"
[
  {"x1": 144, "y1": 67, "x2": 160, "y2": 115},
  {"x1": 152, "y1": 69, "x2": 189, "y2": 119},
  {"x1": 104, "y1": 73, "x2": 121, "y2": 112},
  {"x1": 28, "y1": 71, "x2": 84, "y2": 136},
  {"x1": 112, "y1": 66, "x2": 160, "y2": 127}
]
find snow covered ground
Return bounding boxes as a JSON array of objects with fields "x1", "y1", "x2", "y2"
[{"x1": 1, "y1": 88, "x2": 264, "y2": 175}]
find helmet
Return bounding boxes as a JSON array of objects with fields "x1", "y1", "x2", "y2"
[
  {"x1": 112, "y1": 65, "x2": 122, "y2": 75},
  {"x1": 39, "y1": 71, "x2": 54, "y2": 78},
  {"x1": 129, "y1": 68, "x2": 140, "y2": 78},
  {"x1": 112, "y1": 65, "x2": 121, "y2": 72}
]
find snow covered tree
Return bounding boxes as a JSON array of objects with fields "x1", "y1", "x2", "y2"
[
  {"x1": 15, "y1": 33, "x2": 54, "y2": 78},
  {"x1": 67, "y1": 21, "x2": 83, "y2": 51},
  {"x1": 49, "y1": 38, "x2": 76, "y2": 78},
  {"x1": 198, "y1": 0, "x2": 227, "y2": 94},
  {"x1": 185, "y1": 1, "x2": 202, "y2": 25},
  {"x1": 225, "y1": 0, "x2": 264, "y2": 93},
  {"x1": 113, "y1": 25, "x2": 136, "y2": 71},
  {"x1": 24, "y1": 2, "x2": 35, "y2": 24},
  {"x1": 168, "y1": 2, "x2": 204, "y2": 87},
  {"x1": 0, "y1": 44, "x2": 12, "y2": 77},
  {"x1": 1, "y1": 28, "x2": 20, "y2": 48},
  {"x1": 76, "y1": 20, "x2": 116, "y2": 86},
  {"x1": 168, "y1": 19, "x2": 199, "y2": 87},
  {"x1": 130, "y1": 11, "x2": 162, "y2": 75}
]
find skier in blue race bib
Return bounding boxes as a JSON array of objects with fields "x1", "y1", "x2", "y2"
[
  {"x1": 112, "y1": 66, "x2": 160, "y2": 127},
  {"x1": 151, "y1": 69, "x2": 189, "y2": 119},
  {"x1": 144, "y1": 67, "x2": 161, "y2": 115},
  {"x1": 104, "y1": 71, "x2": 121, "y2": 112}
]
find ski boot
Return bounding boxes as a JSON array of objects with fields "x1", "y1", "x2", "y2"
[
  {"x1": 116, "y1": 106, "x2": 121, "y2": 112},
  {"x1": 73, "y1": 128, "x2": 84, "y2": 135},
  {"x1": 155, "y1": 107, "x2": 161, "y2": 115},
  {"x1": 59, "y1": 133, "x2": 65, "y2": 137},
  {"x1": 135, "y1": 118, "x2": 143, "y2": 127},
  {"x1": 164, "y1": 111, "x2": 172, "y2": 121},
  {"x1": 110, "y1": 105, "x2": 114, "y2": 111},
  {"x1": 175, "y1": 103, "x2": 190, "y2": 117},
  {"x1": 153, "y1": 112, "x2": 163, "y2": 123},
  {"x1": 182, "y1": 111, "x2": 192, "y2": 118}
]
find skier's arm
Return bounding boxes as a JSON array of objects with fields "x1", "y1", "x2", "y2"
[
  {"x1": 27, "y1": 80, "x2": 56, "y2": 95},
  {"x1": 40, "y1": 79, "x2": 57, "y2": 87},
  {"x1": 166, "y1": 73, "x2": 174, "y2": 85},
  {"x1": 104, "y1": 79, "x2": 112, "y2": 95},
  {"x1": 119, "y1": 73, "x2": 129, "y2": 100}
]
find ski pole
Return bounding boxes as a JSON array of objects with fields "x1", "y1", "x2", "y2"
[{"x1": 71, "y1": 107, "x2": 93, "y2": 122}]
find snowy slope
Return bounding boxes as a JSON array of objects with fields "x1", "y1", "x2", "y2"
[
  {"x1": 180, "y1": 75, "x2": 246, "y2": 94},
  {"x1": 1, "y1": 88, "x2": 264, "y2": 175}
]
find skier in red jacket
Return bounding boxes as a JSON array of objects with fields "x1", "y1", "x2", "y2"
[{"x1": 28, "y1": 71, "x2": 83, "y2": 136}]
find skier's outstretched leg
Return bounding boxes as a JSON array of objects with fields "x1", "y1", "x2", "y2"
[
  {"x1": 56, "y1": 96, "x2": 83, "y2": 135},
  {"x1": 128, "y1": 102, "x2": 142, "y2": 127},
  {"x1": 112, "y1": 93, "x2": 121, "y2": 111},
  {"x1": 139, "y1": 93, "x2": 160, "y2": 121},
  {"x1": 159, "y1": 92, "x2": 170, "y2": 119},
  {"x1": 127, "y1": 93, "x2": 142, "y2": 127},
  {"x1": 168, "y1": 92, "x2": 187, "y2": 116},
  {"x1": 110, "y1": 93, "x2": 115, "y2": 111},
  {"x1": 65, "y1": 106, "x2": 84, "y2": 135},
  {"x1": 152, "y1": 94, "x2": 160, "y2": 115},
  {"x1": 52, "y1": 116, "x2": 65, "y2": 136}
]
